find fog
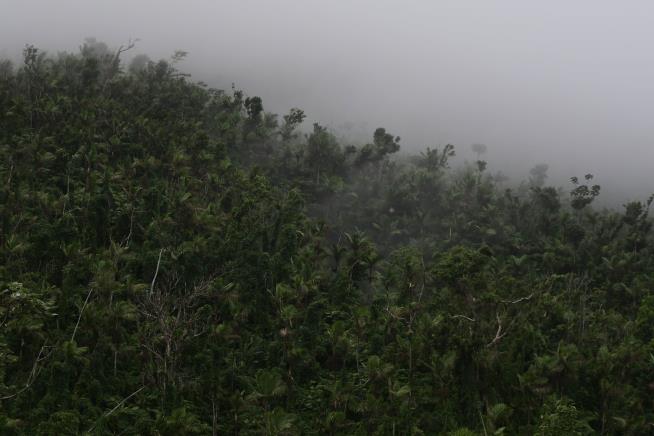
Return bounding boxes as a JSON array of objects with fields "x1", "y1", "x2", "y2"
[{"x1": 3, "y1": 0, "x2": 654, "y2": 203}]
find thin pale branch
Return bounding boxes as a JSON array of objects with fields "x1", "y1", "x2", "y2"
[
  {"x1": 451, "y1": 314, "x2": 475, "y2": 322},
  {"x1": 0, "y1": 343, "x2": 47, "y2": 401},
  {"x1": 86, "y1": 386, "x2": 145, "y2": 433},
  {"x1": 150, "y1": 249, "x2": 164, "y2": 295},
  {"x1": 501, "y1": 293, "x2": 534, "y2": 305},
  {"x1": 71, "y1": 289, "x2": 93, "y2": 342},
  {"x1": 487, "y1": 313, "x2": 508, "y2": 347}
]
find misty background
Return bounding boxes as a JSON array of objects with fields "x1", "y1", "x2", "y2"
[{"x1": 2, "y1": 0, "x2": 653, "y2": 204}]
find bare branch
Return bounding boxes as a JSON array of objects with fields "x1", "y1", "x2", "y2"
[
  {"x1": 121, "y1": 207, "x2": 135, "y2": 248},
  {"x1": 487, "y1": 313, "x2": 508, "y2": 347},
  {"x1": 71, "y1": 289, "x2": 93, "y2": 342},
  {"x1": 150, "y1": 249, "x2": 164, "y2": 295},
  {"x1": 451, "y1": 314, "x2": 475, "y2": 322},
  {"x1": 86, "y1": 386, "x2": 145, "y2": 433},
  {"x1": 501, "y1": 293, "x2": 534, "y2": 305},
  {"x1": 112, "y1": 38, "x2": 138, "y2": 65},
  {"x1": 0, "y1": 343, "x2": 48, "y2": 401}
]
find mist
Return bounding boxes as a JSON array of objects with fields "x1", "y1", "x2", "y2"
[{"x1": 3, "y1": 0, "x2": 654, "y2": 203}]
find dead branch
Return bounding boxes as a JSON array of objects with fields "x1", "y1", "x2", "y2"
[
  {"x1": 501, "y1": 293, "x2": 533, "y2": 305},
  {"x1": 487, "y1": 313, "x2": 507, "y2": 347},
  {"x1": 121, "y1": 207, "x2": 134, "y2": 248},
  {"x1": 110, "y1": 38, "x2": 138, "y2": 69},
  {"x1": 150, "y1": 248, "x2": 164, "y2": 295},
  {"x1": 71, "y1": 289, "x2": 93, "y2": 342},
  {"x1": 0, "y1": 343, "x2": 49, "y2": 400},
  {"x1": 86, "y1": 385, "x2": 145, "y2": 433},
  {"x1": 451, "y1": 314, "x2": 475, "y2": 322}
]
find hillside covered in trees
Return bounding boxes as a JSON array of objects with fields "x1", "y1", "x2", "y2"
[{"x1": 1, "y1": 42, "x2": 654, "y2": 435}]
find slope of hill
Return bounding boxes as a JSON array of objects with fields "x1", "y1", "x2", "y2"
[{"x1": 1, "y1": 42, "x2": 653, "y2": 435}]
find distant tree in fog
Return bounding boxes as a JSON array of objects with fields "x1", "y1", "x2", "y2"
[
  {"x1": 471, "y1": 143, "x2": 487, "y2": 159},
  {"x1": 529, "y1": 163, "x2": 549, "y2": 187},
  {"x1": 493, "y1": 171, "x2": 509, "y2": 185},
  {"x1": 128, "y1": 54, "x2": 151, "y2": 74}
]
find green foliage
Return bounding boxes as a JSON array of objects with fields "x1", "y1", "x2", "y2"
[
  {"x1": 535, "y1": 397, "x2": 593, "y2": 436},
  {"x1": 0, "y1": 41, "x2": 653, "y2": 434}
]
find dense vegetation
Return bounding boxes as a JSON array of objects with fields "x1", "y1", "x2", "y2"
[{"x1": 1, "y1": 41, "x2": 653, "y2": 435}]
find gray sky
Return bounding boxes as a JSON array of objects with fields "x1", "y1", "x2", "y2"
[{"x1": 3, "y1": 0, "x2": 654, "y2": 201}]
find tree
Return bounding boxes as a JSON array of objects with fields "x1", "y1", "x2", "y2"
[
  {"x1": 570, "y1": 174, "x2": 600, "y2": 210},
  {"x1": 471, "y1": 143, "x2": 487, "y2": 159},
  {"x1": 279, "y1": 108, "x2": 305, "y2": 142},
  {"x1": 128, "y1": 54, "x2": 151, "y2": 74},
  {"x1": 305, "y1": 123, "x2": 344, "y2": 185},
  {"x1": 529, "y1": 163, "x2": 549, "y2": 187}
]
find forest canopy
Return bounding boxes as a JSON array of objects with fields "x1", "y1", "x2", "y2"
[{"x1": 1, "y1": 41, "x2": 653, "y2": 435}]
